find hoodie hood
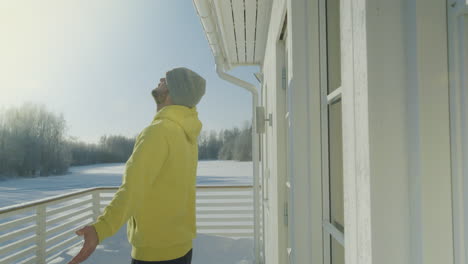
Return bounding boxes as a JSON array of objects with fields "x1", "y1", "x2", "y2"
[{"x1": 152, "y1": 105, "x2": 202, "y2": 143}]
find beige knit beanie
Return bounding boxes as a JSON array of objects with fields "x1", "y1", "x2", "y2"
[{"x1": 165, "y1": 67, "x2": 206, "y2": 108}]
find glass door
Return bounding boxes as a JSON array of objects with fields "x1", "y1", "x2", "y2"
[{"x1": 320, "y1": 0, "x2": 345, "y2": 263}]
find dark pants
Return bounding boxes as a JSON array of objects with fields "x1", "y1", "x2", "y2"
[{"x1": 131, "y1": 249, "x2": 192, "y2": 264}]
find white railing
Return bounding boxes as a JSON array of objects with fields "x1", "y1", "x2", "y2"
[{"x1": 0, "y1": 185, "x2": 255, "y2": 264}]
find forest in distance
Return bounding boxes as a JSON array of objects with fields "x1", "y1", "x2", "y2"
[{"x1": 0, "y1": 103, "x2": 252, "y2": 179}]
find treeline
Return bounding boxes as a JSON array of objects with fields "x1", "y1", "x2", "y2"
[
  {"x1": 198, "y1": 122, "x2": 252, "y2": 161},
  {"x1": 0, "y1": 104, "x2": 70, "y2": 178},
  {"x1": 0, "y1": 104, "x2": 136, "y2": 179},
  {"x1": 67, "y1": 135, "x2": 136, "y2": 166},
  {"x1": 0, "y1": 103, "x2": 252, "y2": 179}
]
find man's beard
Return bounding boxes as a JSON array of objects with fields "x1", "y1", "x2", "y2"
[{"x1": 153, "y1": 90, "x2": 168, "y2": 105}]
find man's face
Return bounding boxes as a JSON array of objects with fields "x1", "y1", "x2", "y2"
[{"x1": 151, "y1": 78, "x2": 169, "y2": 105}]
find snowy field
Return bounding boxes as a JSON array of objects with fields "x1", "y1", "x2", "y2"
[
  {"x1": 0, "y1": 161, "x2": 254, "y2": 264},
  {"x1": 0, "y1": 160, "x2": 253, "y2": 208}
]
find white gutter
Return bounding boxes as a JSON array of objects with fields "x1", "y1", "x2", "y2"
[
  {"x1": 193, "y1": 1, "x2": 263, "y2": 263},
  {"x1": 193, "y1": 0, "x2": 223, "y2": 62}
]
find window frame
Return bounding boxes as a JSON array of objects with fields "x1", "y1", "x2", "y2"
[
  {"x1": 319, "y1": 0, "x2": 345, "y2": 263},
  {"x1": 448, "y1": 1, "x2": 468, "y2": 263}
]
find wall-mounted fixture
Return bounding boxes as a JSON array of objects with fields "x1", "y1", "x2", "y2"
[{"x1": 256, "y1": 106, "x2": 272, "y2": 134}]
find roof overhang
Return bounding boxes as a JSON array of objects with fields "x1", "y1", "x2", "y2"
[{"x1": 193, "y1": 0, "x2": 272, "y2": 70}]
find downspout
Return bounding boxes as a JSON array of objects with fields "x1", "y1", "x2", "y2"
[{"x1": 215, "y1": 58, "x2": 262, "y2": 264}]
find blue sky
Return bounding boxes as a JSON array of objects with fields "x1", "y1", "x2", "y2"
[{"x1": 0, "y1": 0, "x2": 259, "y2": 143}]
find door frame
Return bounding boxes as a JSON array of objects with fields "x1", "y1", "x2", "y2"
[{"x1": 448, "y1": 1, "x2": 468, "y2": 263}]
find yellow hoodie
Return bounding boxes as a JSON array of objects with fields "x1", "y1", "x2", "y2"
[{"x1": 92, "y1": 105, "x2": 202, "y2": 261}]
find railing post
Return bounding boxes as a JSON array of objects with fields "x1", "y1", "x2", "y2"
[
  {"x1": 36, "y1": 205, "x2": 46, "y2": 264},
  {"x1": 92, "y1": 191, "x2": 101, "y2": 221},
  {"x1": 253, "y1": 182, "x2": 261, "y2": 264}
]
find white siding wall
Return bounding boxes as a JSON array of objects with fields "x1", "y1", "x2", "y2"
[
  {"x1": 260, "y1": 0, "x2": 324, "y2": 263},
  {"x1": 261, "y1": 1, "x2": 288, "y2": 264},
  {"x1": 286, "y1": 0, "x2": 323, "y2": 263},
  {"x1": 366, "y1": 0, "x2": 411, "y2": 261},
  {"x1": 405, "y1": 0, "x2": 453, "y2": 263},
  {"x1": 259, "y1": 0, "x2": 454, "y2": 263},
  {"x1": 448, "y1": 1, "x2": 468, "y2": 263},
  {"x1": 343, "y1": 0, "x2": 453, "y2": 263}
]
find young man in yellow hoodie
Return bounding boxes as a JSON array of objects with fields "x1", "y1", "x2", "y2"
[{"x1": 69, "y1": 67, "x2": 206, "y2": 264}]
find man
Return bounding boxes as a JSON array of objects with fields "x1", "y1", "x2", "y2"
[{"x1": 68, "y1": 67, "x2": 206, "y2": 264}]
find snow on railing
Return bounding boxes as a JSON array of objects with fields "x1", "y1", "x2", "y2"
[{"x1": 0, "y1": 185, "x2": 255, "y2": 264}]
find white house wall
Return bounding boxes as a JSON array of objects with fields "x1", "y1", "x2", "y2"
[
  {"x1": 405, "y1": 0, "x2": 453, "y2": 263},
  {"x1": 362, "y1": 0, "x2": 411, "y2": 262},
  {"x1": 260, "y1": 1, "x2": 288, "y2": 264},
  {"x1": 257, "y1": 0, "x2": 454, "y2": 263},
  {"x1": 285, "y1": 0, "x2": 324, "y2": 263},
  {"x1": 342, "y1": 0, "x2": 454, "y2": 263},
  {"x1": 261, "y1": 0, "x2": 325, "y2": 263},
  {"x1": 448, "y1": 1, "x2": 468, "y2": 263},
  {"x1": 366, "y1": 0, "x2": 452, "y2": 263}
]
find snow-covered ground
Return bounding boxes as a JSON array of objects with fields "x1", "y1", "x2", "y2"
[
  {"x1": 0, "y1": 160, "x2": 253, "y2": 208},
  {"x1": 0, "y1": 161, "x2": 254, "y2": 264}
]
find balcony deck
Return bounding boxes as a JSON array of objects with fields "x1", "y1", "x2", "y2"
[{"x1": 50, "y1": 225, "x2": 254, "y2": 264}]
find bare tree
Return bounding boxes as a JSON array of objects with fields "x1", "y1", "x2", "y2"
[{"x1": 0, "y1": 103, "x2": 70, "y2": 178}]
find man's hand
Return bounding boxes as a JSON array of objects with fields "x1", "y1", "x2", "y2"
[{"x1": 67, "y1": 225, "x2": 99, "y2": 264}]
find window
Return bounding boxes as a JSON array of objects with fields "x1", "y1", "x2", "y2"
[{"x1": 320, "y1": 0, "x2": 344, "y2": 263}]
